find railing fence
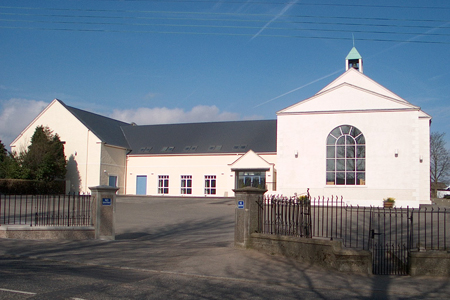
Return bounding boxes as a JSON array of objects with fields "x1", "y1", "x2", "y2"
[
  {"x1": 257, "y1": 192, "x2": 450, "y2": 275},
  {"x1": 258, "y1": 193, "x2": 450, "y2": 252},
  {"x1": 0, "y1": 194, "x2": 93, "y2": 227},
  {"x1": 257, "y1": 195, "x2": 311, "y2": 238}
]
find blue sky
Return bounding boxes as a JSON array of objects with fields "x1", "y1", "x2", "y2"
[{"x1": 1, "y1": 0, "x2": 449, "y2": 148}]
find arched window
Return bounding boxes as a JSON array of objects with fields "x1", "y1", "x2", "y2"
[{"x1": 326, "y1": 125, "x2": 365, "y2": 185}]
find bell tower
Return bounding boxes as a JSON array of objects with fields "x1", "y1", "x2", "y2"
[{"x1": 345, "y1": 47, "x2": 363, "y2": 73}]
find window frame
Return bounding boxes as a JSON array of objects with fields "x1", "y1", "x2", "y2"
[
  {"x1": 204, "y1": 175, "x2": 216, "y2": 195},
  {"x1": 108, "y1": 175, "x2": 118, "y2": 188},
  {"x1": 326, "y1": 125, "x2": 365, "y2": 186},
  {"x1": 236, "y1": 170, "x2": 266, "y2": 189},
  {"x1": 181, "y1": 175, "x2": 192, "y2": 195},
  {"x1": 158, "y1": 175, "x2": 169, "y2": 194}
]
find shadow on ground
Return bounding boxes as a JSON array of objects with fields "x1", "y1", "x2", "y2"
[{"x1": 1, "y1": 198, "x2": 450, "y2": 299}]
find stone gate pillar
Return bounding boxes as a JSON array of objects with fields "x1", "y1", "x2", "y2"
[
  {"x1": 234, "y1": 187, "x2": 267, "y2": 248},
  {"x1": 89, "y1": 185, "x2": 119, "y2": 240}
]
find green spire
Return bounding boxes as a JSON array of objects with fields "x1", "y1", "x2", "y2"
[{"x1": 346, "y1": 47, "x2": 362, "y2": 60}]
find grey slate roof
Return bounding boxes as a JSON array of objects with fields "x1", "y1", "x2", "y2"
[
  {"x1": 59, "y1": 100, "x2": 132, "y2": 149},
  {"x1": 59, "y1": 100, "x2": 276, "y2": 154},
  {"x1": 122, "y1": 120, "x2": 277, "y2": 155}
]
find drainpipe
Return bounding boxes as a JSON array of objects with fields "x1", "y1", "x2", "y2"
[
  {"x1": 124, "y1": 149, "x2": 132, "y2": 195},
  {"x1": 85, "y1": 129, "x2": 89, "y2": 193}
]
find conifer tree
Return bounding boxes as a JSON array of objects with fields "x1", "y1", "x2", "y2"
[
  {"x1": 22, "y1": 126, "x2": 67, "y2": 181},
  {"x1": 0, "y1": 140, "x2": 22, "y2": 179},
  {"x1": 0, "y1": 140, "x2": 7, "y2": 178}
]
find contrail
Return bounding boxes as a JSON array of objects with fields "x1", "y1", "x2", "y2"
[
  {"x1": 369, "y1": 22, "x2": 450, "y2": 58},
  {"x1": 251, "y1": 0, "x2": 298, "y2": 40},
  {"x1": 253, "y1": 19, "x2": 449, "y2": 108},
  {"x1": 254, "y1": 69, "x2": 342, "y2": 108}
]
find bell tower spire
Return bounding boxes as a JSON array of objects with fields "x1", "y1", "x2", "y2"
[{"x1": 345, "y1": 47, "x2": 363, "y2": 73}]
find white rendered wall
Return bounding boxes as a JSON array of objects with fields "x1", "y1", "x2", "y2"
[
  {"x1": 10, "y1": 100, "x2": 103, "y2": 193},
  {"x1": 418, "y1": 115, "x2": 431, "y2": 204},
  {"x1": 277, "y1": 110, "x2": 430, "y2": 207},
  {"x1": 125, "y1": 153, "x2": 277, "y2": 197}
]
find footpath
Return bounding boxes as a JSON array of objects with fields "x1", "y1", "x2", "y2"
[{"x1": 0, "y1": 196, "x2": 449, "y2": 299}]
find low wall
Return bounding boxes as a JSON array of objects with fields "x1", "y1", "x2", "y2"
[
  {"x1": 431, "y1": 198, "x2": 450, "y2": 207},
  {"x1": 250, "y1": 233, "x2": 372, "y2": 274},
  {"x1": 409, "y1": 250, "x2": 450, "y2": 276},
  {"x1": 0, "y1": 185, "x2": 118, "y2": 241},
  {"x1": 0, "y1": 225, "x2": 95, "y2": 240}
]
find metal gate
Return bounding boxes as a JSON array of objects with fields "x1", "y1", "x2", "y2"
[{"x1": 369, "y1": 208, "x2": 411, "y2": 275}]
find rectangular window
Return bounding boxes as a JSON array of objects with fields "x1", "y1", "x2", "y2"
[
  {"x1": 158, "y1": 175, "x2": 169, "y2": 194},
  {"x1": 108, "y1": 175, "x2": 117, "y2": 187},
  {"x1": 181, "y1": 175, "x2": 192, "y2": 194},
  {"x1": 236, "y1": 171, "x2": 266, "y2": 189},
  {"x1": 204, "y1": 175, "x2": 216, "y2": 195}
]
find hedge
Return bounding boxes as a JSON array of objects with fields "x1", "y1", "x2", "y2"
[{"x1": 0, "y1": 179, "x2": 65, "y2": 195}]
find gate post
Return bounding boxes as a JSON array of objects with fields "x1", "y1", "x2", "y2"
[
  {"x1": 89, "y1": 185, "x2": 119, "y2": 240},
  {"x1": 234, "y1": 187, "x2": 266, "y2": 248}
]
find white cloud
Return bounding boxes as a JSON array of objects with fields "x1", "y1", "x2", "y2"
[
  {"x1": 109, "y1": 105, "x2": 241, "y2": 125},
  {"x1": 0, "y1": 100, "x2": 264, "y2": 149},
  {"x1": 0, "y1": 98, "x2": 48, "y2": 148},
  {"x1": 143, "y1": 92, "x2": 159, "y2": 100}
]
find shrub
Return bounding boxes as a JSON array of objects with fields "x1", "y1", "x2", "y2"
[
  {"x1": 0, "y1": 179, "x2": 65, "y2": 195},
  {"x1": 297, "y1": 195, "x2": 309, "y2": 202}
]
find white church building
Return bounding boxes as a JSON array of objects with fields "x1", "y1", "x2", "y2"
[{"x1": 10, "y1": 48, "x2": 431, "y2": 207}]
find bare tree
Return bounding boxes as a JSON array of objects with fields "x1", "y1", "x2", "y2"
[{"x1": 430, "y1": 132, "x2": 450, "y2": 197}]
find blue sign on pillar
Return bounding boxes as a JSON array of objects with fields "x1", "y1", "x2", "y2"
[
  {"x1": 102, "y1": 198, "x2": 112, "y2": 206},
  {"x1": 238, "y1": 201, "x2": 244, "y2": 209}
]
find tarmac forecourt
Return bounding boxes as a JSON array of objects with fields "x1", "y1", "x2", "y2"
[{"x1": 0, "y1": 196, "x2": 449, "y2": 299}]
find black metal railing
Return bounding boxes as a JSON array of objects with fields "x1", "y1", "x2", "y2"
[
  {"x1": 257, "y1": 194, "x2": 450, "y2": 251},
  {"x1": 0, "y1": 194, "x2": 93, "y2": 227},
  {"x1": 372, "y1": 243, "x2": 408, "y2": 275},
  {"x1": 258, "y1": 195, "x2": 311, "y2": 237},
  {"x1": 411, "y1": 206, "x2": 449, "y2": 250}
]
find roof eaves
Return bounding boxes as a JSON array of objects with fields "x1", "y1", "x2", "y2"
[
  {"x1": 64, "y1": 105, "x2": 131, "y2": 148},
  {"x1": 11, "y1": 99, "x2": 62, "y2": 147},
  {"x1": 277, "y1": 83, "x2": 418, "y2": 115}
]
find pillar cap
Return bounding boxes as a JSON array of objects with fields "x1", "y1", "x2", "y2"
[
  {"x1": 233, "y1": 187, "x2": 267, "y2": 194},
  {"x1": 89, "y1": 185, "x2": 120, "y2": 192}
]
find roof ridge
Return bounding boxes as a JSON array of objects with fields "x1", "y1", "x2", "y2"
[
  {"x1": 65, "y1": 105, "x2": 130, "y2": 126},
  {"x1": 122, "y1": 119, "x2": 277, "y2": 155},
  {"x1": 128, "y1": 119, "x2": 276, "y2": 128},
  {"x1": 62, "y1": 102, "x2": 130, "y2": 149}
]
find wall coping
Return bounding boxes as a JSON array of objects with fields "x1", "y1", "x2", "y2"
[
  {"x1": 409, "y1": 249, "x2": 450, "y2": 257},
  {"x1": 251, "y1": 232, "x2": 371, "y2": 255},
  {"x1": 0, "y1": 225, "x2": 94, "y2": 231}
]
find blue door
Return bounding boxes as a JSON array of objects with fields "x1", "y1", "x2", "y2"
[{"x1": 136, "y1": 175, "x2": 147, "y2": 195}]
